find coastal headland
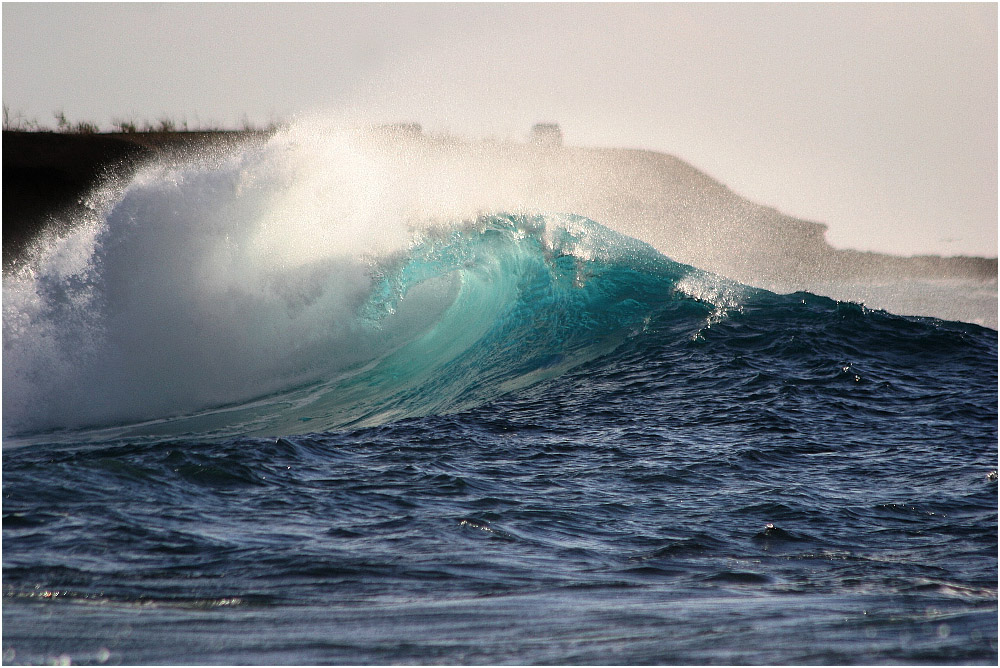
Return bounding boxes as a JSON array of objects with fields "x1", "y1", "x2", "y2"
[{"x1": 4, "y1": 128, "x2": 995, "y2": 290}]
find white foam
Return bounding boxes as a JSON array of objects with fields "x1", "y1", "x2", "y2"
[{"x1": 2, "y1": 124, "x2": 447, "y2": 435}]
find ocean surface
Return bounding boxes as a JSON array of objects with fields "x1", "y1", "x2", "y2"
[{"x1": 3, "y1": 127, "x2": 997, "y2": 665}]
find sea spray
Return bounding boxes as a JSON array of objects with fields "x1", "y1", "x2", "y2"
[
  {"x1": 3, "y1": 126, "x2": 436, "y2": 436},
  {"x1": 3, "y1": 119, "x2": 727, "y2": 438}
]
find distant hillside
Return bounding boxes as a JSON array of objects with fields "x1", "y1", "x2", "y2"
[{"x1": 4, "y1": 129, "x2": 996, "y2": 290}]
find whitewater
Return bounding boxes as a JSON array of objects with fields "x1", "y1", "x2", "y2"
[{"x1": 3, "y1": 121, "x2": 997, "y2": 664}]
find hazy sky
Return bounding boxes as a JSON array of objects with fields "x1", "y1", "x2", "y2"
[{"x1": 3, "y1": 2, "x2": 996, "y2": 257}]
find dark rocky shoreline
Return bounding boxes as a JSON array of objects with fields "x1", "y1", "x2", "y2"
[
  {"x1": 4, "y1": 129, "x2": 996, "y2": 284},
  {"x1": 3, "y1": 130, "x2": 269, "y2": 270}
]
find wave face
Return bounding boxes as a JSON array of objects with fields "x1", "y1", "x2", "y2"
[{"x1": 1, "y1": 201, "x2": 737, "y2": 439}]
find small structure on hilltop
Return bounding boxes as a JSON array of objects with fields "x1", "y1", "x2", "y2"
[
  {"x1": 530, "y1": 123, "x2": 562, "y2": 147},
  {"x1": 375, "y1": 123, "x2": 423, "y2": 139}
]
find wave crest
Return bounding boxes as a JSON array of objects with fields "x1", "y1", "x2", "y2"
[{"x1": 4, "y1": 191, "x2": 718, "y2": 439}]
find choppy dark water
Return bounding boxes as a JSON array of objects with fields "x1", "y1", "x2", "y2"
[{"x1": 4, "y1": 229, "x2": 997, "y2": 663}]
